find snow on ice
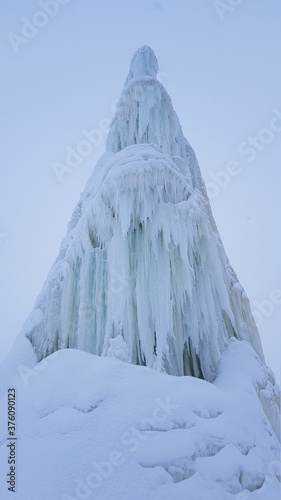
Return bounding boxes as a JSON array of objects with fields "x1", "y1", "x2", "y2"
[{"x1": 0, "y1": 340, "x2": 280, "y2": 499}]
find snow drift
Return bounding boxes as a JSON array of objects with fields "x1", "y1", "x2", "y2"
[{"x1": 0, "y1": 339, "x2": 280, "y2": 500}]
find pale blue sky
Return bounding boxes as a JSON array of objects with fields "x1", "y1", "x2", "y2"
[{"x1": 1, "y1": 0, "x2": 280, "y2": 378}]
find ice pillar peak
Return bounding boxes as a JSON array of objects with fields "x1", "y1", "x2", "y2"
[
  {"x1": 125, "y1": 45, "x2": 159, "y2": 83},
  {"x1": 106, "y1": 46, "x2": 194, "y2": 183}
]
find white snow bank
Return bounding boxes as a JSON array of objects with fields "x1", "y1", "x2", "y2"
[{"x1": 0, "y1": 339, "x2": 279, "y2": 500}]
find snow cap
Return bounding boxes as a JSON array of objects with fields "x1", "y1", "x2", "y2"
[
  {"x1": 125, "y1": 45, "x2": 159, "y2": 83},
  {"x1": 107, "y1": 45, "x2": 186, "y2": 159}
]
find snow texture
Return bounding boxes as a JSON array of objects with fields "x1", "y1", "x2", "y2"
[
  {"x1": 0, "y1": 339, "x2": 280, "y2": 500},
  {"x1": 22, "y1": 46, "x2": 264, "y2": 385}
]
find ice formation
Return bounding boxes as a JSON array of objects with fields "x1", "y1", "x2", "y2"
[
  {"x1": 0, "y1": 47, "x2": 280, "y2": 499},
  {"x1": 25, "y1": 46, "x2": 264, "y2": 382}
]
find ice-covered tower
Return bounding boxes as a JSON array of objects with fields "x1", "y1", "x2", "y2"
[{"x1": 24, "y1": 46, "x2": 264, "y2": 381}]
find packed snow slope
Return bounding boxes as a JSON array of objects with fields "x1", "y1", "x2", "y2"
[
  {"x1": 0, "y1": 337, "x2": 280, "y2": 500},
  {"x1": 23, "y1": 46, "x2": 263, "y2": 382}
]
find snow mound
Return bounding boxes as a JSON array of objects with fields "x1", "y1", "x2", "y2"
[{"x1": 0, "y1": 339, "x2": 280, "y2": 500}]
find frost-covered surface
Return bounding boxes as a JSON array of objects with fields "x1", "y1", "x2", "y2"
[
  {"x1": 24, "y1": 46, "x2": 263, "y2": 384},
  {"x1": 0, "y1": 339, "x2": 280, "y2": 500}
]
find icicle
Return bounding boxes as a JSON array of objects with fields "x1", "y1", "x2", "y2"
[{"x1": 24, "y1": 48, "x2": 264, "y2": 382}]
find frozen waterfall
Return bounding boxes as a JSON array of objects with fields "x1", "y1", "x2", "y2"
[{"x1": 24, "y1": 46, "x2": 264, "y2": 382}]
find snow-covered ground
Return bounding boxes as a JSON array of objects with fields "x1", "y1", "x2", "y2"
[{"x1": 0, "y1": 336, "x2": 280, "y2": 500}]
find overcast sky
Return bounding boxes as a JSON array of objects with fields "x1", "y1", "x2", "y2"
[{"x1": 1, "y1": 0, "x2": 280, "y2": 380}]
